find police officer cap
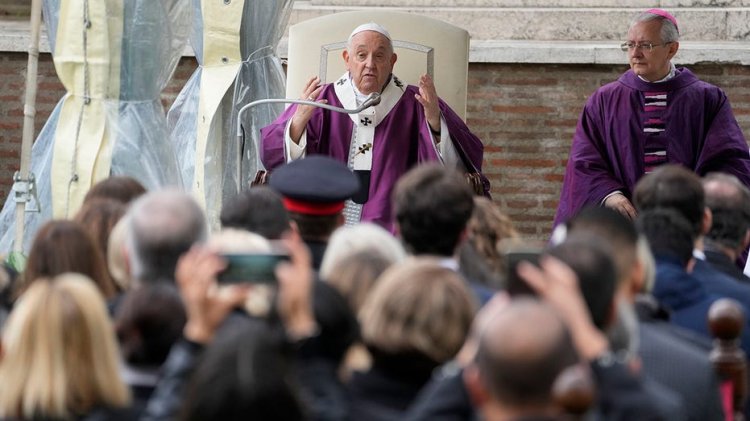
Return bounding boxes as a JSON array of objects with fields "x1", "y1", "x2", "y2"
[{"x1": 269, "y1": 155, "x2": 360, "y2": 216}]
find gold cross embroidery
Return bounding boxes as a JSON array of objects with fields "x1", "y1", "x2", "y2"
[{"x1": 354, "y1": 143, "x2": 373, "y2": 157}]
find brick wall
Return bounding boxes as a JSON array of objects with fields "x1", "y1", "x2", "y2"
[{"x1": 0, "y1": 52, "x2": 749, "y2": 240}]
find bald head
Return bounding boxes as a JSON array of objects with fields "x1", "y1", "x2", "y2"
[{"x1": 476, "y1": 299, "x2": 578, "y2": 408}]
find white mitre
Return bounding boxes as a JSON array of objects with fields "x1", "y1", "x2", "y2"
[{"x1": 348, "y1": 22, "x2": 391, "y2": 42}]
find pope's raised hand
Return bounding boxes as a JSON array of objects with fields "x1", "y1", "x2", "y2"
[
  {"x1": 290, "y1": 76, "x2": 328, "y2": 144},
  {"x1": 414, "y1": 74, "x2": 441, "y2": 133}
]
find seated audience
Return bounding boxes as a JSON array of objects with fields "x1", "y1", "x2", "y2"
[
  {"x1": 0, "y1": 274, "x2": 135, "y2": 420},
  {"x1": 565, "y1": 207, "x2": 723, "y2": 420}
]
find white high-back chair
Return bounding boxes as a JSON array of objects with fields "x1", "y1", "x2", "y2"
[{"x1": 285, "y1": 11, "x2": 470, "y2": 120}]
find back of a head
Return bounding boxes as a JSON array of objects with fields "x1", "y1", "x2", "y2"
[
  {"x1": 319, "y1": 222, "x2": 406, "y2": 281},
  {"x1": 703, "y1": 172, "x2": 750, "y2": 250},
  {"x1": 84, "y1": 176, "x2": 146, "y2": 205},
  {"x1": 394, "y1": 164, "x2": 474, "y2": 256},
  {"x1": 181, "y1": 319, "x2": 304, "y2": 421},
  {"x1": 637, "y1": 208, "x2": 695, "y2": 267},
  {"x1": 220, "y1": 187, "x2": 290, "y2": 240},
  {"x1": 0, "y1": 274, "x2": 129, "y2": 419},
  {"x1": 567, "y1": 206, "x2": 639, "y2": 284},
  {"x1": 546, "y1": 235, "x2": 618, "y2": 330},
  {"x1": 324, "y1": 250, "x2": 393, "y2": 315},
  {"x1": 116, "y1": 282, "x2": 186, "y2": 368},
  {"x1": 633, "y1": 165, "x2": 705, "y2": 237},
  {"x1": 127, "y1": 190, "x2": 207, "y2": 284},
  {"x1": 23, "y1": 220, "x2": 116, "y2": 299},
  {"x1": 464, "y1": 196, "x2": 519, "y2": 277},
  {"x1": 359, "y1": 258, "x2": 477, "y2": 363},
  {"x1": 476, "y1": 298, "x2": 578, "y2": 409},
  {"x1": 75, "y1": 198, "x2": 127, "y2": 285}
]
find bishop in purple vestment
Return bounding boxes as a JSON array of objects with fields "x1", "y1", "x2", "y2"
[
  {"x1": 260, "y1": 23, "x2": 487, "y2": 231},
  {"x1": 555, "y1": 9, "x2": 750, "y2": 226}
]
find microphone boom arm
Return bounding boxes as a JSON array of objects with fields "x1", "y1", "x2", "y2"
[{"x1": 234, "y1": 92, "x2": 381, "y2": 193}]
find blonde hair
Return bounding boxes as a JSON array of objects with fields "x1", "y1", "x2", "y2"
[
  {"x1": 0, "y1": 274, "x2": 130, "y2": 419},
  {"x1": 359, "y1": 258, "x2": 477, "y2": 363}
]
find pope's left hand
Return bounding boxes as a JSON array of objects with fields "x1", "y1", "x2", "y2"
[{"x1": 415, "y1": 74, "x2": 441, "y2": 133}]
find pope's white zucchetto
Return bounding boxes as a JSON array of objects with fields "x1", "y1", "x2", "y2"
[{"x1": 348, "y1": 22, "x2": 392, "y2": 42}]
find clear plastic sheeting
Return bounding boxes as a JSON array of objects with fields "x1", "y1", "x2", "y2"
[
  {"x1": 110, "y1": 0, "x2": 190, "y2": 188},
  {"x1": 0, "y1": 0, "x2": 190, "y2": 254},
  {"x1": 168, "y1": 0, "x2": 293, "y2": 229}
]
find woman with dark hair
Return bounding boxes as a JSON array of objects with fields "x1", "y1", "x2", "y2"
[
  {"x1": 83, "y1": 176, "x2": 146, "y2": 205},
  {"x1": 180, "y1": 319, "x2": 305, "y2": 421},
  {"x1": 75, "y1": 198, "x2": 127, "y2": 292},
  {"x1": 21, "y1": 220, "x2": 117, "y2": 301},
  {"x1": 115, "y1": 283, "x2": 186, "y2": 413}
]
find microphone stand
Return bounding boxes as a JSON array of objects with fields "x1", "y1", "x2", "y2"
[{"x1": 234, "y1": 92, "x2": 382, "y2": 192}]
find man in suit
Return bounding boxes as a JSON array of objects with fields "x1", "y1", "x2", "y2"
[{"x1": 566, "y1": 206, "x2": 724, "y2": 421}]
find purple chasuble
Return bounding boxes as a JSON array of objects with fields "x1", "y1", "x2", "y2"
[
  {"x1": 260, "y1": 81, "x2": 486, "y2": 231},
  {"x1": 555, "y1": 68, "x2": 750, "y2": 226}
]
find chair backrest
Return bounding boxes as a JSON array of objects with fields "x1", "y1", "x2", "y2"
[{"x1": 285, "y1": 10, "x2": 469, "y2": 120}]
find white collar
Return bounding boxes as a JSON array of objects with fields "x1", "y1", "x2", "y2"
[
  {"x1": 638, "y1": 62, "x2": 677, "y2": 83},
  {"x1": 334, "y1": 72, "x2": 405, "y2": 126}
]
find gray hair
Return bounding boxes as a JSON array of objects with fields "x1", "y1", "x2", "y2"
[
  {"x1": 125, "y1": 189, "x2": 207, "y2": 284},
  {"x1": 631, "y1": 12, "x2": 680, "y2": 43}
]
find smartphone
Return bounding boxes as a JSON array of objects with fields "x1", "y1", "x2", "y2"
[
  {"x1": 217, "y1": 253, "x2": 290, "y2": 284},
  {"x1": 504, "y1": 250, "x2": 542, "y2": 297}
]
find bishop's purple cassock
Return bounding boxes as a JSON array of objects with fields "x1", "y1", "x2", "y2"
[
  {"x1": 555, "y1": 67, "x2": 750, "y2": 226},
  {"x1": 261, "y1": 73, "x2": 487, "y2": 231}
]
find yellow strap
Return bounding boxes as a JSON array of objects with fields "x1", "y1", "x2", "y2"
[
  {"x1": 192, "y1": 0, "x2": 244, "y2": 211},
  {"x1": 50, "y1": 0, "x2": 122, "y2": 217}
]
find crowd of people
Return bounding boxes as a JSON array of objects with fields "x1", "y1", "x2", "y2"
[{"x1": 0, "y1": 157, "x2": 747, "y2": 421}]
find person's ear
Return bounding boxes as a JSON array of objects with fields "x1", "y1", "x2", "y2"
[
  {"x1": 342, "y1": 49, "x2": 350, "y2": 67},
  {"x1": 701, "y1": 208, "x2": 712, "y2": 236},
  {"x1": 463, "y1": 364, "x2": 490, "y2": 408},
  {"x1": 390, "y1": 52, "x2": 398, "y2": 67},
  {"x1": 667, "y1": 41, "x2": 679, "y2": 60}
]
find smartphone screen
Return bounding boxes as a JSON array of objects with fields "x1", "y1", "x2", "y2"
[
  {"x1": 217, "y1": 253, "x2": 290, "y2": 284},
  {"x1": 505, "y1": 250, "x2": 541, "y2": 297}
]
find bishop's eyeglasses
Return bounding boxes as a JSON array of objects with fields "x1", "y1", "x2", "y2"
[{"x1": 620, "y1": 41, "x2": 673, "y2": 52}]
